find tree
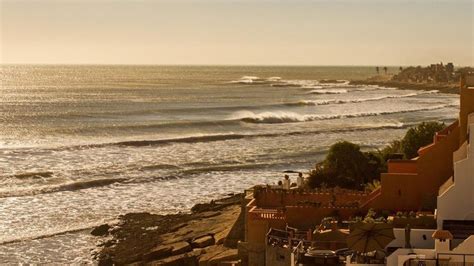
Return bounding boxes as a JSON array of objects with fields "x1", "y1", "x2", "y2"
[
  {"x1": 363, "y1": 151, "x2": 385, "y2": 182},
  {"x1": 380, "y1": 139, "x2": 403, "y2": 161},
  {"x1": 308, "y1": 141, "x2": 384, "y2": 190},
  {"x1": 324, "y1": 141, "x2": 369, "y2": 186},
  {"x1": 383, "y1": 66, "x2": 388, "y2": 74},
  {"x1": 376, "y1": 66, "x2": 380, "y2": 74},
  {"x1": 401, "y1": 122, "x2": 445, "y2": 159},
  {"x1": 306, "y1": 121, "x2": 445, "y2": 190}
]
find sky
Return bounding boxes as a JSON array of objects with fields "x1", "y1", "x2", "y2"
[{"x1": 1, "y1": 0, "x2": 473, "y2": 66}]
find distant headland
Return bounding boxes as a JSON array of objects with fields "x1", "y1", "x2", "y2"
[{"x1": 351, "y1": 63, "x2": 474, "y2": 94}]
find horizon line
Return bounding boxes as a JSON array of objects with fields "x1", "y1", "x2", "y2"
[{"x1": 2, "y1": 63, "x2": 471, "y2": 68}]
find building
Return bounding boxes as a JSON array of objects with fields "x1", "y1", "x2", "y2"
[
  {"x1": 366, "y1": 74, "x2": 474, "y2": 212},
  {"x1": 239, "y1": 73, "x2": 474, "y2": 265},
  {"x1": 240, "y1": 185, "x2": 368, "y2": 265},
  {"x1": 386, "y1": 73, "x2": 474, "y2": 265}
]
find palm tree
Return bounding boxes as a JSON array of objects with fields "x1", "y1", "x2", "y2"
[
  {"x1": 383, "y1": 67, "x2": 388, "y2": 74},
  {"x1": 399, "y1": 66, "x2": 403, "y2": 72},
  {"x1": 376, "y1": 67, "x2": 380, "y2": 74}
]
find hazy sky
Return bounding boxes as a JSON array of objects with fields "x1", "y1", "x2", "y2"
[{"x1": 1, "y1": 0, "x2": 473, "y2": 66}]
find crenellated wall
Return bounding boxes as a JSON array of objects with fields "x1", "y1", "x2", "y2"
[
  {"x1": 245, "y1": 189, "x2": 366, "y2": 243},
  {"x1": 254, "y1": 188, "x2": 368, "y2": 208}
]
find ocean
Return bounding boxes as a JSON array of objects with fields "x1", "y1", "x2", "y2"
[{"x1": 0, "y1": 65, "x2": 459, "y2": 263}]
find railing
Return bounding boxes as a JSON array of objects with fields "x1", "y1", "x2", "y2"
[
  {"x1": 248, "y1": 206, "x2": 285, "y2": 220},
  {"x1": 267, "y1": 233, "x2": 346, "y2": 250}
]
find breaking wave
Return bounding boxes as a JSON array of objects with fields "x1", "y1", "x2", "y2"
[
  {"x1": 291, "y1": 90, "x2": 439, "y2": 106},
  {"x1": 229, "y1": 76, "x2": 352, "y2": 88},
  {"x1": 236, "y1": 103, "x2": 456, "y2": 124},
  {"x1": 0, "y1": 178, "x2": 127, "y2": 198},
  {"x1": 27, "y1": 121, "x2": 414, "y2": 152}
]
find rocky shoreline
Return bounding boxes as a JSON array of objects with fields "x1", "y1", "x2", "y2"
[
  {"x1": 91, "y1": 194, "x2": 245, "y2": 265},
  {"x1": 350, "y1": 75, "x2": 459, "y2": 94}
]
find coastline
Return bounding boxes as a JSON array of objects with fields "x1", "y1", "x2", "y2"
[
  {"x1": 87, "y1": 77, "x2": 461, "y2": 264},
  {"x1": 92, "y1": 193, "x2": 244, "y2": 265},
  {"x1": 349, "y1": 75, "x2": 460, "y2": 94}
]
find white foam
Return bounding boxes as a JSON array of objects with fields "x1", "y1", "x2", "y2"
[
  {"x1": 235, "y1": 103, "x2": 457, "y2": 124},
  {"x1": 230, "y1": 76, "x2": 266, "y2": 84},
  {"x1": 296, "y1": 90, "x2": 440, "y2": 106},
  {"x1": 266, "y1": 76, "x2": 282, "y2": 81}
]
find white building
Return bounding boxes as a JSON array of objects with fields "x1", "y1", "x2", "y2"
[{"x1": 386, "y1": 74, "x2": 474, "y2": 266}]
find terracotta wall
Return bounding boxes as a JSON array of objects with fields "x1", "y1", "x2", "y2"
[
  {"x1": 417, "y1": 124, "x2": 459, "y2": 194},
  {"x1": 387, "y1": 160, "x2": 417, "y2": 173},
  {"x1": 246, "y1": 205, "x2": 358, "y2": 244},
  {"x1": 285, "y1": 206, "x2": 358, "y2": 229},
  {"x1": 370, "y1": 122, "x2": 460, "y2": 211},
  {"x1": 255, "y1": 189, "x2": 367, "y2": 208},
  {"x1": 246, "y1": 215, "x2": 286, "y2": 244}
]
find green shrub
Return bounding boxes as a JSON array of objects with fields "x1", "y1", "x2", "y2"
[
  {"x1": 308, "y1": 141, "x2": 384, "y2": 190},
  {"x1": 306, "y1": 121, "x2": 445, "y2": 190},
  {"x1": 401, "y1": 122, "x2": 445, "y2": 159}
]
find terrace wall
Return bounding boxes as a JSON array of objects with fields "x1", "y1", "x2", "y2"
[
  {"x1": 254, "y1": 188, "x2": 367, "y2": 208},
  {"x1": 369, "y1": 121, "x2": 460, "y2": 211}
]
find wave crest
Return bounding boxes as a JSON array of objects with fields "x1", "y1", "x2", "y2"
[
  {"x1": 292, "y1": 90, "x2": 439, "y2": 106},
  {"x1": 236, "y1": 103, "x2": 456, "y2": 124},
  {"x1": 0, "y1": 178, "x2": 127, "y2": 198}
]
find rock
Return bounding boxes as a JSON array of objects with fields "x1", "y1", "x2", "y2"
[
  {"x1": 208, "y1": 249, "x2": 238, "y2": 265},
  {"x1": 97, "y1": 256, "x2": 113, "y2": 266},
  {"x1": 147, "y1": 249, "x2": 201, "y2": 266},
  {"x1": 94, "y1": 197, "x2": 243, "y2": 265},
  {"x1": 198, "y1": 246, "x2": 228, "y2": 266},
  {"x1": 127, "y1": 263, "x2": 143, "y2": 266},
  {"x1": 191, "y1": 202, "x2": 214, "y2": 213},
  {"x1": 192, "y1": 235, "x2": 215, "y2": 248},
  {"x1": 143, "y1": 246, "x2": 173, "y2": 262},
  {"x1": 223, "y1": 209, "x2": 245, "y2": 248},
  {"x1": 171, "y1": 241, "x2": 192, "y2": 255},
  {"x1": 215, "y1": 237, "x2": 225, "y2": 245},
  {"x1": 193, "y1": 248, "x2": 205, "y2": 255},
  {"x1": 91, "y1": 224, "x2": 111, "y2": 236}
]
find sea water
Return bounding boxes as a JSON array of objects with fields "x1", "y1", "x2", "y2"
[{"x1": 0, "y1": 65, "x2": 459, "y2": 262}]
